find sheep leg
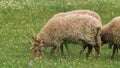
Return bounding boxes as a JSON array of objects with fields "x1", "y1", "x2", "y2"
[
  {"x1": 109, "y1": 43, "x2": 113, "y2": 49},
  {"x1": 111, "y1": 45, "x2": 118, "y2": 59},
  {"x1": 115, "y1": 44, "x2": 118, "y2": 57},
  {"x1": 80, "y1": 45, "x2": 87, "y2": 56},
  {"x1": 48, "y1": 46, "x2": 57, "y2": 59},
  {"x1": 54, "y1": 47, "x2": 60, "y2": 56},
  {"x1": 60, "y1": 43, "x2": 64, "y2": 57},
  {"x1": 116, "y1": 46, "x2": 118, "y2": 57},
  {"x1": 60, "y1": 43, "x2": 70, "y2": 58},
  {"x1": 94, "y1": 45, "x2": 100, "y2": 60},
  {"x1": 64, "y1": 43, "x2": 70, "y2": 53},
  {"x1": 111, "y1": 45, "x2": 116, "y2": 59},
  {"x1": 86, "y1": 45, "x2": 93, "y2": 58}
]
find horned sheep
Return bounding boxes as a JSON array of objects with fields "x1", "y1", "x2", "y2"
[
  {"x1": 101, "y1": 16, "x2": 120, "y2": 59},
  {"x1": 26, "y1": 14, "x2": 102, "y2": 59}
]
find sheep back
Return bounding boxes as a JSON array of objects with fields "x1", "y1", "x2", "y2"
[{"x1": 53, "y1": 10, "x2": 101, "y2": 22}]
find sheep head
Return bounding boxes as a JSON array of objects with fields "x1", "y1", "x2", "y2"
[
  {"x1": 25, "y1": 35, "x2": 45, "y2": 58},
  {"x1": 100, "y1": 30, "x2": 107, "y2": 44}
]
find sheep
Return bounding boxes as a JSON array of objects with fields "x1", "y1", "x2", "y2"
[
  {"x1": 26, "y1": 14, "x2": 102, "y2": 59},
  {"x1": 53, "y1": 9, "x2": 102, "y2": 56},
  {"x1": 101, "y1": 16, "x2": 120, "y2": 59}
]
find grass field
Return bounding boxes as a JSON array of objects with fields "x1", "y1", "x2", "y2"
[{"x1": 1, "y1": 0, "x2": 120, "y2": 68}]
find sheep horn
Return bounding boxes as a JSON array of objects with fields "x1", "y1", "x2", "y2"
[
  {"x1": 24, "y1": 35, "x2": 33, "y2": 45},
  {"x1": 31, "y1": 31, "x2": 37, "y2": 40},
  {"x1": 32, "y1": 34, "x2": 37, "y2": 40}
]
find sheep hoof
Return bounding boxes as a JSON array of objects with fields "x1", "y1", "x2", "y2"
[
  {"x1": 111, "y1": 56, "x2": 115, "y2": 59},
  {"x1": 95, "y1": 58, "x2": 100, "y2": 61},
  {"x1": 61, "y1": 55, "x2": 66, "y2": 59},
  {"x1": 95, "y1": 55, "x2": 100, "y2": 61},
  {"x1": 47, "y1": 56, "x2": 51, "y2": 60}
]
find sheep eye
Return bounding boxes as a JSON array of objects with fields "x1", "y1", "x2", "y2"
[{"x1": 34, "y1": 49, "x2": 37, "y2": 52}]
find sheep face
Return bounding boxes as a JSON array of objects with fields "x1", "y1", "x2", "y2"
[
  {"x1": 31, "y1": 41, "x2": 40, "y2": 58},
  {"x1": 30, "y1": 40, "x2": 45, "y2": 58},
  {"x1": 25, "y1": 35, "x2": 45, "y2": 58}
]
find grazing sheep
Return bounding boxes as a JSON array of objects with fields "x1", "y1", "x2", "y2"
[
  {"x1": 101, "y1": 16, "x2": 120, "y2": 59},
  {"x1": 26, "y1": 14, "x2": 102, "y2": 59},
  {"x1": 53, "y1": 10, "x2": 102, "y2": 56}
]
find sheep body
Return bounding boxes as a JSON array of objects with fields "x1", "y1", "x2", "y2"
[
  {"x1": 31, "y1": 14, "x2": 102, "y2": 59},
  {"x1": 101, "y1": 16, "x2": 120, "y2": 58},
  {"x1": 39, "y1": 14, "x2": 101, "y2": 46}
]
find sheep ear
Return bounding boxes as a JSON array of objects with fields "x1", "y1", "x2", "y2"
[{"x1": 24, "y1": 35, "x2": 33, "y2": 46}]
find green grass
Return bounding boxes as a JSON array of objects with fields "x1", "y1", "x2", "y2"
[{"x1": 1, "y1": 0, "x2": 120, "y2": 68}]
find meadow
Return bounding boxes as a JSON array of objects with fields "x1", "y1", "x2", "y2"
[{"x1": 1, "y1": 0, "x2": 120, "y2": 68}]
